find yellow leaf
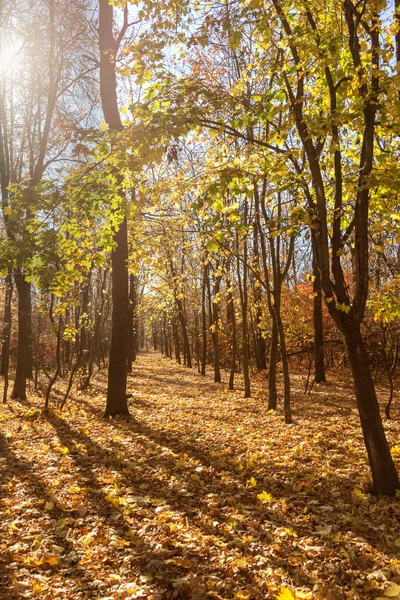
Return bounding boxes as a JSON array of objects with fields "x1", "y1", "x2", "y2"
[
  {"x1": 47, "y1": 556, "x2": 59, "y2": 566},
  {"x1": 257, "y1": 491, "x2": 272, "y2": 503},
  {"x1": 45, "y1": 501, "x2": 54, "y2": 511},
  {"x1": 384, "y1": 582, "x2": 400, "y2": 597},
  {"x1": 277, "y1": 587, "x2": 295, "y2": 600},
  {"x1": 236, "y1": 591, "x2": 251, "y2": 600},
  {"x1": 284, "y1": 528, "x2": 298, "y2": 538},
  {"x1": 247, "y1": 477, "x2": 257, "y2": 488},
  {"x1": 391, "y1": 446, "x2": 400, "y2": 457},
  {"x1": 352, "y1": 488, "x2": 368, "y2": 504}
]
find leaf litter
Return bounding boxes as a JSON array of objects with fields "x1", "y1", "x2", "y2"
[{"x1": 0, "y1": 353, "x2": 399, "y2": 599}]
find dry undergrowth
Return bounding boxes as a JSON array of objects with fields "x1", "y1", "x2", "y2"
[{"x1": 0, "y1": 353, "x2": 399, "y2": 600}]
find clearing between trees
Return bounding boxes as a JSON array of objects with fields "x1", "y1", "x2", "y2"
[{"x1": 0, "y1": 353, "x2": 399, "y2": 600}]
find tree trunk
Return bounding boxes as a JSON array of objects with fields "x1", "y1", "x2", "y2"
[
  {"x1": 1, "y1": 271, "x2": 12, "y2": 403},
  {"x1": 268, "y1": 320, "x2": 278, "y2": 410},
  {"x1": 127, "y1": 273, "x2": 137, "y2": 373},
  {"x1": 227, "y1": 278, "x2": 237, "y2": 390},
  {"x1": 176, "y1": 297, "x2": 191, "y2": 368},
  {"x1": 105, "y1": 217, "x2": 129, "y2": 416},
  {"x1": 275, "y1": 309, "x2": 292, "y2": 424},
  {"x1": 237, "y1": 221, "x2": 251, "y2": 398},
  {"x1": 201, "y1": 262, "x2": 207, "y2": 375},
  {"x1": 253, "y1": 226, "x2": 267, "y2": 370},
  {"x1": 211, "y1": 274, "x2": 221, "y2": 383},
  {"x1": 194, "y1": 310, "x2": 200, "y2": 373},
  {"x1": 173, "y1": 314, "x2": 181, "y2": 364},
  {"x1": 343, "y1": 319, "x2": 399, "y2": 495},
  {"x1": 99, "y1": 0, "x2": 129, "y2": 417},
  {"x1": 11, "y1": 270, "x2": 33, "y2": 400},
  {"x1": 79, "y1": 274, "x2": 91, "y2": 386},
  {"x1": 312, "y1": 232, "x2": 326, "y2": 382},
  {"x1": 45, "y1": 304, "x2": 62, "y2": 411}
]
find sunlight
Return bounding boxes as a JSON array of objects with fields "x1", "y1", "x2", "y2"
[{"x1": 0, "y1": 38, "x2": 24, "y2": 79}]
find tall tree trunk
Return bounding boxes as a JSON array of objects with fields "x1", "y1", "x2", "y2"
[
  {"x1": 45, "y1": 298, "x2": 62, "y2": 411},
  {"x1": 79, "y1": 274, "x2": 91, "y2": 386},
  {"x1": 237, "y1": 231, "x2": 251, "y2": 398},
  {"x1": 211, "y1": 274, "x2": 221, "y2": 383},
  {"x1": 173, "y1": 314, "x2": 181, "y2": 364},
  {"x1": 312, "y1": 232, "x2": 326, "y2": 383},
  {"x1": 160, "y1": 318, "x2": 164, "y2": 354},
  {"x1": 274, "y1": 307, "x2": 292, "y2": 424},
  {"x1": 227, "y1": 278, "x2": 237, "y2": 391},
  {"x1": 343, "y1": 318, "x2": 399, "y2": 495},
  {"x1": 1, "y1": 271, "x2": 12, "y2": 403},
  {"x1": 253, "y1": 226, "x2": 267, "y2": 370},
  {"x1": 127, "y1": 273, "x2": 137, "y2": 373},
  {"x1": 201, "y1": 262, "x2": 207, "y2": 376},
  {"x1": 99, "y1": 0, "x2": 129, "y2": 417},
  {"x1": 11, "y1": 270, "x2": 33, "y2": 400},
  {"x1": 194, "y1": 310, "x2": 200, "y2": 373},
  {"x1": 176, "y1": 298, "x2": 191, "y2": 367},
  {"x1": 268, "y1": 320, "x2": 278, "y2": 410}
]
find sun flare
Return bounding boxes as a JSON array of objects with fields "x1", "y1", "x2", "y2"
[{"x1": 0, "y1": 38, "x2": 24, "y2": 79}]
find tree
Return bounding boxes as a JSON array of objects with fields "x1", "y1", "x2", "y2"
[
  {"x1": 98, "y1": 0, "x2": 130, "y2": 417},
  {"x1": 269, "y1": 0, "x2": 399, "y2": 494}
]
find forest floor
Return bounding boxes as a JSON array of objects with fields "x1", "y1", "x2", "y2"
[{"x1": 0, "y1": 353, "x2": 400, "y2": 600}]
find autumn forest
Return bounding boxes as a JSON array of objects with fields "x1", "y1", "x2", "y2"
[{"x1": 0, "y1": 0, "x2": 400, "y2": 598}]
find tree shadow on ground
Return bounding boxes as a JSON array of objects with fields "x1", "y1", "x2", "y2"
[
  {"x1": 0, "y1": 431, "x2": 97, "y2": 600},
  {"x1": 41, "y1": 407, "x2": 399, "y2": 599}
]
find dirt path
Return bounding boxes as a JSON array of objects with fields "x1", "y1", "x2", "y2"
[{"x1": 0, "y1": 353, "x2": 399, "y2": 599}]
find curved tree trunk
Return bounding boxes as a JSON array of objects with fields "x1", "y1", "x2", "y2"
[{"x1": 343, "y1": 319, "x2": 399, "y2": 495}]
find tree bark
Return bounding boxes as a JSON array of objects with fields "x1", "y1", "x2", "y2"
[
  {"x1": 99, "y1": 0, "x2": 129, "y2": 417},
  {"x1": 211, "y1": 273, "x2": 221, "y2": 383},
  {"x1": 127, "y1": 273, "x2": 137, "y2": 373},
  {"x1": 227, "y1": 277, "x2": 237, "y2": 391},
  {"x1": 343, "y1": 318, "x2": 399, "y2": 495},
  {"x1": 201, "y1": 262, "x2": 207, "y2": 375},
  {"x1": 11, "y1": 270, "x2": 33, "y2": 399},
  {"x1": 268, "y1": 320, "x2": 278, "y2": 410},
  {"x1": 312, "y1": 232, "x2": 326, "y2": 383},
  {"x1": 1, "y1": 271, "x2": 12, "y2": 403}
]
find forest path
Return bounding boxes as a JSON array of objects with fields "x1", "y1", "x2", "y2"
[{"x1": 0, "y1": 353, "x2": 399, "y2": 600}]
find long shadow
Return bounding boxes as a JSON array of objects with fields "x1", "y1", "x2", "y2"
[
  {"x1": 28, "y1": 352, "x2": 399, "y2": 597},
  {"x1": 42, "y1": 409, "x2": 397, "y2": 598},
  {"x1": 43, "y1": 411, "x2": 255, "y2": 595},
  {"x1": 109, "y1": 412, "x2": 400, "y2": 559},
  {"x1": 140, "y1": 372, "x2": 225, "y2": 392},
  {"x1": 44, "y1": 410, "x2": 327, "y2": 594},
  {"x1": 0, "y1": 431, "x2": 96, "y2": 600}
]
